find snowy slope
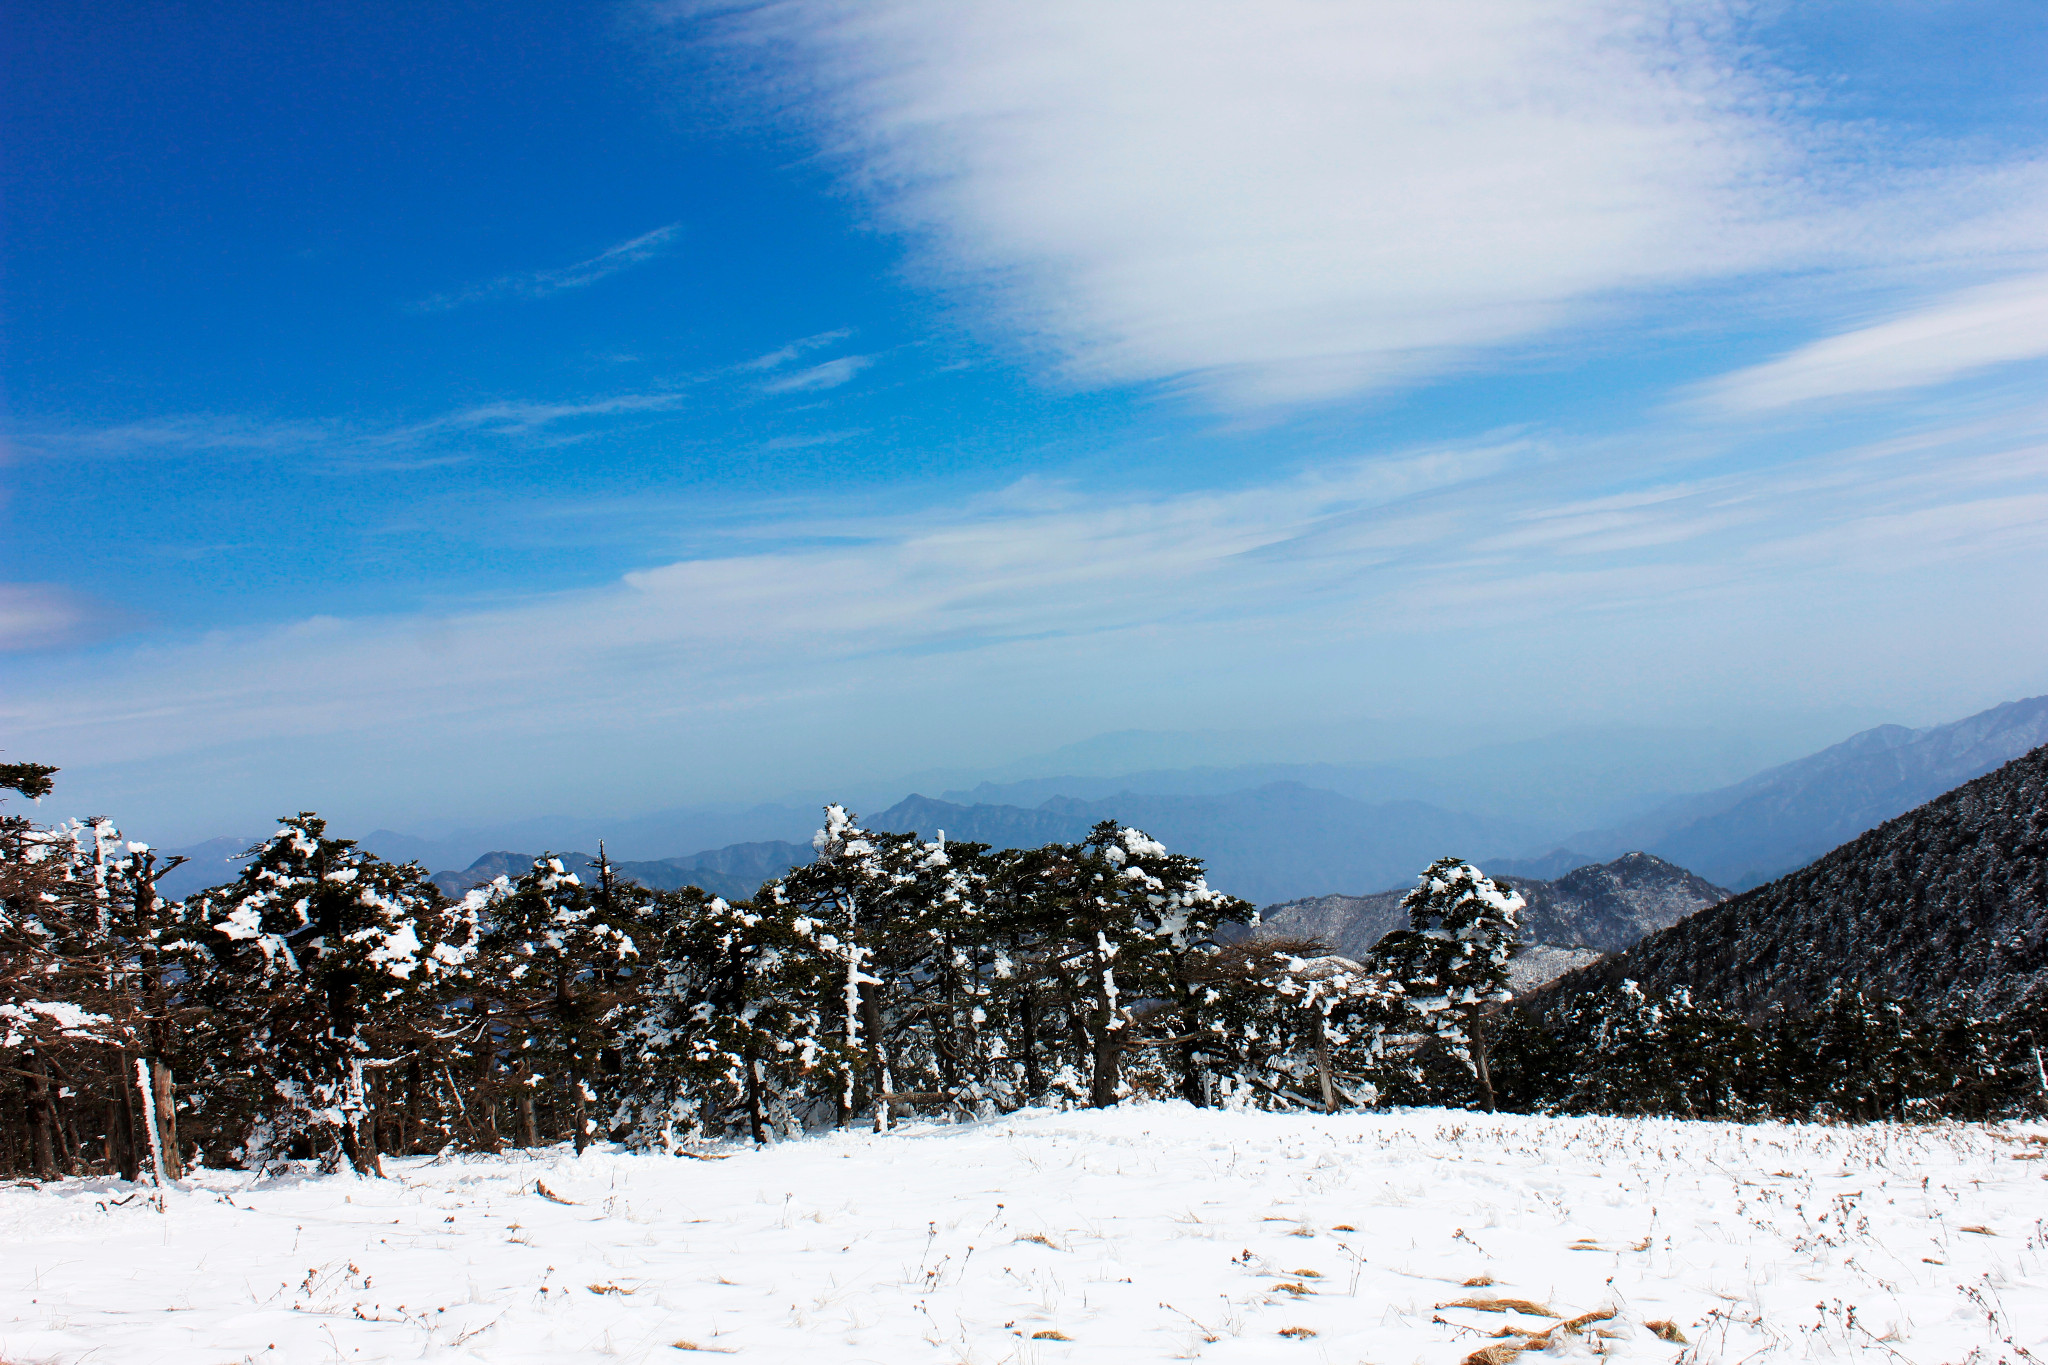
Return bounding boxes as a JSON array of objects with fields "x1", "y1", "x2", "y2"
[{"x1": 2, "y1": 1105, "x2": 2043, "y2": 1364}]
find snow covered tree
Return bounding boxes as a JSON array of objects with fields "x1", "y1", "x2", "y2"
[
  {"x1": 611, "y1": 888, "x2": 837, "y2": 1146},
  {"x1": 773, "y1": 806, "x2": 984, "y2": 1129},
  {"x1": 1371, "y1": 856, "x2": 1524, "y2": 1111},
  {"x1": 466, "y1": 850, "x2": 656, "y2": 1151},
  {"x1": 1540, "y1": 981, "x2": 1758, "y2": 1119},
  {"x1": 1008, "y1": 822, "x2": 1254, "y2": 1108},
  {"x1": 1191, "y1": 938, "x2": 1402, "y2": 1111},
  {"x1": 0, "y1": 782, "x2": 200, "y2": 1181},
  {"x1": 189, "y1": 815, "x2": 476, "y2": 1173}
]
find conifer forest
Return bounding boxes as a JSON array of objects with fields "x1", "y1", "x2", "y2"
[{"x1": 5, "y1": 755, "x2": 2045, "y2": 1185}]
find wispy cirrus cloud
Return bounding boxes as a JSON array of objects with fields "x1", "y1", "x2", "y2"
[
  {"x1": 410, "y1": 224, "x2": 682, "y2": 312},
  {"x1": 0, "y1": 584, "x2": 132, "y2": 652},
  {"x1": 1694, "y1": 270, "x2": 2048, "y2": 415},
  {"x1": 740, "y1": 328, "x2": 855, "y2": 371},
  {"x1": 14, "y1": 393, "x2": 689, "y2": 468},
  {"x1": 760, "y1": 354, "x2": 876, "y2": 393},
  {"x1": 668, "y1": 1, "x2": 2048, "y2": 409},
  {"x1": 15, "y1": 403, "x2": 2048, "y2": 816}
]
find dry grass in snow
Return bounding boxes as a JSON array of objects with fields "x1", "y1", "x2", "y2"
[{"x1": 1, "y1": 1105, "x2": 2045, "y2": 1363}]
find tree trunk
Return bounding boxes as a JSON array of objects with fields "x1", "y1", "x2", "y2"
[
  {"x1": 1018, "y1": 964, "x2": 1042, "y2": 1098},
  {"x1": 469, "y1": 1006, "x2": 502, "y2": 1153},
  {"x1": 1470, "y1": 1012, "x2": 1497, "y2": 1114},
  {"x1": 1088, "y1": 943, "x2": 1122, "y2": 1109},
  {"x1": 48, "y1": 1068, "x2": 81, "y2": 1176},
  {"x1": 148, "y1": 1059, "x2": 184, "y2": 1177},
  {"x1": 340, "y1": 1060, "x2": 383, "y2": 1176},
  {"x1": 24, "y1": 1058, "x2": 59, "y2": 1181},
  {"x1": 115, "y1": 1057, "x2": 142, "y2": 1181},
  {"x1": 514, "y1": 1061, "x2": 540, "y2": 1148},
  {"x1": 1313, "y1": 1015, "x2": 1338, "y2": 1114},
  {"x1": 744, "y1": 1045, "x2": 766, "y2": 1146},
  {"x1": 1174, "y1": 968, "x2": 1207, "y2": 1107},
  {"x1": 861, "y1": 985, "x2": 892, "y2": 1133}
]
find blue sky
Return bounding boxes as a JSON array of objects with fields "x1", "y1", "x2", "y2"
[{"x1": 6, "y1": 0, "x2": 2048, "y2": 842}]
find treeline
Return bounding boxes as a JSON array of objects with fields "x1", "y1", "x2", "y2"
[
  {"x1": 1, "y1": 772, "x2": 1493, "y2": 1178},
  {"x1": 3, "y1": 760, "x2": 2043, "y2": 1182},
  {"x1": 1485, "y1": 981, "x2": 2048, "y2": 1123}
]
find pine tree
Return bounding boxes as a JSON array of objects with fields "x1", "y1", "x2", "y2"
[
  {"x1": 190, "y1": 815, "x2": 475, "y2": 1173},
  {"x1": 1009, "y1": 822, "x2": 1254, "y2": 1108},
  {"x1": 612, "y1": 888, "x2": 835, "y2": 1146},
  {"x1": 466, "y1": 851, "x2": 656, "y2": 1151},
  {"x1": 774, "y1": 806, "x2": 982, "y2": 1129},
  {"x1": 1195, "y1": 939, "x2": 1401, "y2": 1111},
  {"x1": 1371, "y1": 856, "x2": 1524, "y2": 1111}
]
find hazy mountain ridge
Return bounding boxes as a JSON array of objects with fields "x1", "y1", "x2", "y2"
[
  {"x1": 1258, "y1": 852, "x2": 1730, "y2": 961},
  {"x1": 424, "y1": 841, "x2": 816, "y2": 905},
  {"x1": 1542, "y1": 743, "x2": 2048, "y2": 1017},
  {"x1": 869, "y1": 785, "x2": 1535, "y2": 906},
  {"x1": 148, "y1": 697, "x2": 2046, "y2": 917},
  {"x1": 1573, "y1": 695, "x2": 2048, "y2": 888}
]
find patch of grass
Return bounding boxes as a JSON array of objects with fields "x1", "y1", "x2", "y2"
[{"x1": 1436, "y1": 1297, "x2": 1556, "y2": 1317}]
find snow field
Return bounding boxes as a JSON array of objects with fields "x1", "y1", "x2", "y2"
[{"x1": 1, "y1": 1104, "x2": 2044, "y2": 1364}]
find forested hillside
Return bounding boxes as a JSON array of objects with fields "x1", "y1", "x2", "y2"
[
  {"x1": 1545, "y1": 742, "x2": 2048, "y2": 1016},
  {"x1": 1577, "y1": 695, "x2": 2048, "y2": 887}
]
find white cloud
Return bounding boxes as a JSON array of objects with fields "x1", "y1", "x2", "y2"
[
  {"x1": 412, "y1": 224, "x2": 681, "y2": 312},
  {"x1": 1694, "y1": 270, "x2": 2048, "y2": 414},
  {"x1": 14, "y1": 408, "x2": 2048, "y2": 822},
  {"x1": 0, "y1": 585, "x2": 123, "y2": 652},
  {"x1": 761, "y1": 354, "x2": 876, "y2": 392},
  {"x1": 670, "y1": 1, "x2": 2048, "y2": 409},
  {"x1": 741, "y1": 328, "x2": 855, "y2": 370},
  {"x1": 21, "y1": 393, "x2": 688, "y2": 467}
]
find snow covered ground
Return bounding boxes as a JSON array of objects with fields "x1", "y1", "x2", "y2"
[{"x1": 3, "y1": 1105, "x2": 2045, "y2": 1364}]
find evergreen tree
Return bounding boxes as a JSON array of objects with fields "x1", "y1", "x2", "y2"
[
  {"x1": 1372, "y1": 856, "x2": 1523, "y2": 1111},
  {"x1": 612, "y1": 888, "x2": 836, "y2": 1146},
  {"x1": 190, "y1": 815, "x2": 476, "y2": 1173},
  {"x1": 774, "y1": 806, "x2": 983, "y2": 1129},
  {"x1": 1011, "y1": 822, "x2": 1254, "y2": 1108},
  {"x1": 467, "y1": 851, "x2": 657, "y2": 1151},
  {"x1": 1195, "y1": 939, "x2": 1402, "y2": 1111}
]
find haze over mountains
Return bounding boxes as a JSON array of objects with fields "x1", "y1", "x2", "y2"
[
  {"x1": 1561, "y1": 695, "x2": 2048, "y2": 889},
  {"x1": 155, "y1": 697, "x2": 2048, "y2": 918},
  {"x1": 1543, "y1": 740, "x2": 2048, "y2": 1017}
]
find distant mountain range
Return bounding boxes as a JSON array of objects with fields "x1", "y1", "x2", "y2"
[
  {"x1": 424, "y1": 841, "x2": 814, "y2": 905},
  {"x1": 867, "y1": 787, "x2": 1535, "y2": 906},
  {"x1": 1258, "y1": 852, "x2": 1730, "y2": 962},
  {"x1": 1567, "y1": 695, "x2": 2048, "y2": 889},
  {"x1": 149, "y1": 696, "x2": 2048, "y2": 922},
  {"x1": 1542, "y1": 742, "x2": 2048, "y2": 1018}
]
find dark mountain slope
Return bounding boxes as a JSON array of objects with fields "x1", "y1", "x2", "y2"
[
  {"x1": 1575, "y1": 695, "x2": 2048, "y2": 888},
  {"x1": 1544, "y1": 743, "x2": 2048, "y2": 1017},
  {"x1": 1259, "y1": 852, "x2": 1728, "y2": 960}
]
